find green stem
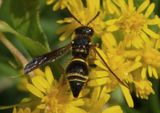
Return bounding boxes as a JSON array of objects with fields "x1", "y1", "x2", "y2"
[{"x1": 0, "y1": 33, "x2": 28, "y2": 67}]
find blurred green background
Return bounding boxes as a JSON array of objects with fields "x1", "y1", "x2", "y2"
[{"x1": 0, "y1": 0, "x2": 160, "y2": 113}]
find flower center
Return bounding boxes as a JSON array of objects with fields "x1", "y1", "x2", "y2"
[{"x1": 118, "y1": 12, "x2": 146, "y2": 34}]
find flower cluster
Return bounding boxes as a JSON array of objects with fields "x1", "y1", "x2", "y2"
[
  {"x1": 13, "y1": 66, "x2": 123, "y2": 113},
  {"x1": 13, "y1": 0, "x2": 160, "y2": 113}
]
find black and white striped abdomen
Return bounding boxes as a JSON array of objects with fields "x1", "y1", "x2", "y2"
[{"x1": 66, "y1": 58, "x2": 88, "y2": 97}]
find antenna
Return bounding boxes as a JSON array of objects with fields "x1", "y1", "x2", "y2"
[
  {"x1": 69, "y1": 10, "x2": 100, "y2": 26},
  {"x1": 69, "y1": 12, "x2": 83, "y2": 25},
  {"x1": 87, "y1": 11, "x2": 100, "y2": 25}
]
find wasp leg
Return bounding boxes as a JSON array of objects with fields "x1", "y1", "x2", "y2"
[{"x1": 92, "y1": 46, "x2": 129, "y2": 88}]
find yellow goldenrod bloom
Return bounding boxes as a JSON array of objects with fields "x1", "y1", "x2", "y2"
[
  {"x1": 14, "y1": 66, "x2": 124, "y2": 113},
  {"x1": 134, "y1": 80, "x2": 155, "y2": 99},
  {"x1": 12, "y1": 107, "x2": 40, "y2": 113},
  {"x1": 105, "y1": 0, "x2": 160, "y2": 48},
  {"x1": 123, "y1": 43, "x2": 160, "y2": 80},
  {"x1": 84, "y1": 86, "x2": 123, "y2": 113},
  {"x1": 141, "y1": 47, "x2": 160, "y2": 79},
  {"x1": 26, "y1": 66, "x2": 86, "y2": 113},
  {"x1": 57, "y1": 0, "x2": 105, "y2": 41},
  {"x1": 91, "y1": 47, "x2": 138, "y2": 107}
]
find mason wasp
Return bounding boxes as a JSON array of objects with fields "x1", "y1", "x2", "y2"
[{"x1": 24, "y1": 12, "x2": 128, "y2": 98}]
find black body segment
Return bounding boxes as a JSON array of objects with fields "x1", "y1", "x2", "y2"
[
  {"x1": 75, "y1": 26, "x2": 94, "y2": 36},
  {"x1": 66, "y1": 58, "x2": 89, "y2": 97},
  {"x1": 69, "y1": 81, "x2": 84, "y2": 98},
  {"x1": 72, "y1": 35, "x2": 91, "y2": 59},
  {"x1": 66, "y1": 59, "x2": 89, "y2": 76}
]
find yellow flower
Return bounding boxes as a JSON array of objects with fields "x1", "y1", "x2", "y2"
[
  {"x1": 12, "y1": 107, "x2": 40, "y2": 113},
  {"x1": 46, "y1": 0, "x2": 69, "y2": 11},
  {"x1": 84, "y1": 86, "x2": 123, "y2": 113},
  {"x1": 134, "y1": 80, "x2": 155, "y2": 99},
  {"x1": 141, "y1": 48, "x2": 160, "y2": 79},
  {"x1": 105, "y1": 0, "x2": 160, "y2": 48},
  {"x1": 89, "y1": 47, "x2": 137, "y2": 107},
  {"x1": 26, "y1": 66, "x2": 86, "y2": 113},
  {"x1": 102, "y1": 106, "x2": 123, "y2": 113},
  {"x1": 15, "y1": 66, "x2": 124, "y2": 113},
  {"x1": 123, "y1": 43, "x2": 160, "y2": 79},
  {"x1": 57, "y1": 0, "x2": 105, "y2": 41}
]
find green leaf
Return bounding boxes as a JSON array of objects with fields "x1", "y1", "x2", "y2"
[
  {"x1": 0, "y1": 20, "x2": 49, "y2": 56},
  {"x1": 0, "y1": 21, "x2": 17, "y2": 34},
  {"x1": 0, "y1": 62, "x2": 18, "y2": 77},
  {"x1": 10, "y1": 0, "x2": 49, "y2": 49}
]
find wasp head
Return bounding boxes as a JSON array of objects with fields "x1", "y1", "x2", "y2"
[{"x1": 75, "y1": 26, "x2": 94, "y2": 37}]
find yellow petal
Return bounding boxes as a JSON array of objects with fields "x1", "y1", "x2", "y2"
[
  {"x1": 141, "y1": 67, "x2": 147, "y2": 79},
  {"x1": 70, "y1": 99, "x2": 85, "y2": 106},
  {"x1": 91, "y1": 71, "x2": 109, "y2": 78},
  {"x1": 102, "y1": 33, "x2": 117, "y2": 48},
  {"x1": 140, "y1": 31, "x2": 151, "y2": 45},
  {"x1": 145, "y1": 3, "x2": 155, "y2": 17},
  {"x1": 143, "y1": 27, "x2": 159, "y2": 39},
  {"x1": 67, "y1": 0, "x2": 84, "y2": 15},
  {"x1": 148, "y1": 16, "x2": 160, "y2": 25},
  {"x1": 26, "y1": 84, "x2": 44, "y2": 98},
  {"x1": 106, "y1": 0, "x2": 120, "y2": 15},
  {"x1": 148, "y1": 66, "x2": 152, "y2": 77},
  {"x1": 91, "y1": 87, "x2": 101, "y2": 102},
  {"x1": 128, "y1": 0, "x2": 134, "y2": 11},
  {"x1": 13, "y1": 107, "x2": 17, "y2": 113},
  {"x1": 96, "y1": 48, "x2": 108, "y2": 64},
  {"x1": 113, "y1": 0, "x2": 127, "y2": 13},
  {"x1": 94, "y1": 60, "x2": 106, "y2": 70},
  {"x1": 46, "y1": 0, "x2": 55, "y2": 5},
  {"x1": 87, "y1": 0, "x2": 100, "y2": 15},
  {"x1": 135, "y1": 56, "x2": 142, "y2": 62},
  {"x1": 152, "y1": 67, "x2": 158, "y2": 79},
  {"x1": 37, "y1": 104, "x2": 46, "y2": 109},
  {"x1": 23, "y1": 108, "x2": 31, "y2": 113},
  {"x1": 32, "y1": 76, "x2": 50, "y2": 91},
  {"x1": 155, "y1": 39, "x2": 160, "y2": 49},
  {"x1": 120, "y1": 85, "x2": 134, "y2": 107},
  {"x1": 102, "y1": 106, "x2": 123, "y2": 113},
  {"x1": 105, "y1": 19, "x2": 119, "y2": 25},
  {"x1": 32, "y1": 77, "x2": 46, "y2": 93},
  {"x1": 34, "y1": 69, "x2": 44, "y2": 76},
  {"x1": 99, "y1": 87, "x2": 110, "y2": 103},
  {"x1": 66, "y1": 106, "x2": 86, "y2": 113},
  {"x1": 53, "y1": 2, "x2": 60, "y2": 11},
  {"x1": 128, "y1": 62, "x2": 142, "y2": 72},
  {"x1": 88, "y1": 77, "x2": 108, "y2": 87},
  {"x1": 45, "y1": 66, "x2": 54, "y2": 85},
  {"x1": 137, "y1": 0, "x2": 149, "y2": 13},
  {"x1": 18, "y1": 109, "x2": 23, "y2": 113},
  {"x1": 91, "y1": 87, "x2": 110, "y2": 112},
  {"x1": 107, "y1": 25, "x2": 119, "y2": 32}
]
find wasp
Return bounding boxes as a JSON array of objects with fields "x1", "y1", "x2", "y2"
[{"x1": 24, "y1": 12, "x2": 127, "y2": 98}]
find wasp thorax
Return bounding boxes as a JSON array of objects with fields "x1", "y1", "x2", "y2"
[{"x1": 75, "y1": 26, "x2": 94, "y2": 36}]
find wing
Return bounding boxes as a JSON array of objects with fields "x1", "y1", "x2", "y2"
[
  {"x1": 93, "y1": 47, "x2": 129, "y2": 88},
  {"x1": 24, "y1": 44, "x2": 71, "y2": 74}
]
